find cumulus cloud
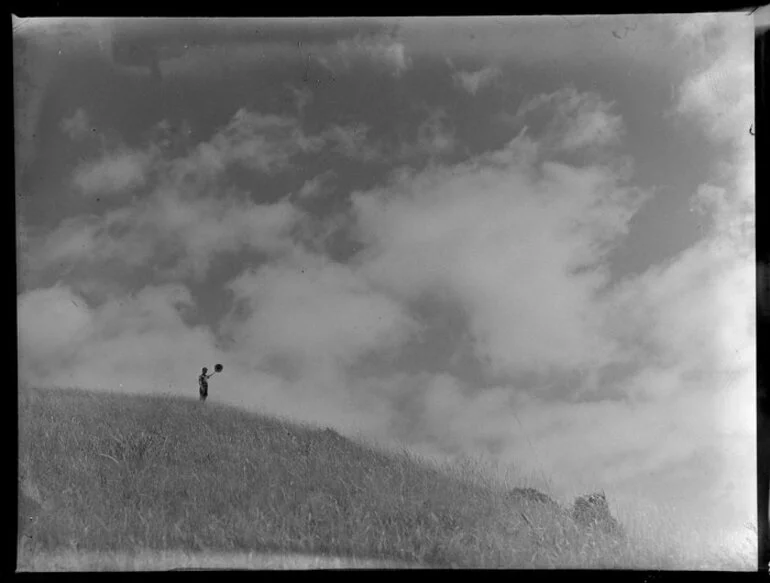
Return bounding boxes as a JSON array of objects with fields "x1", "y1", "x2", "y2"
[
  {"x1": 18, "y1": 282, "x2": 221, "y2": 394},
  {"x1": 72, "y1": 147, "x2": 157, "y2": 196},
  {"x1": 25, "y1": 215, "x2": 102, "y2": 270},
  {"x1": 296, "y1": 170, "x2": 335, "y2": 200},
  {"x1": 398, "y1": 109, "x2": 457, "y2": 160},
  {"x1": 31, "y1": 187, "x2": 302, "y2": 281},
  {"x1": 321, "y1": 123, "x2": 384, "y2": 162},
  {"x1": 223, "y1": 249, "x2": 421, "y2": 379},
  {"x1": 18, "y1": 285, "x2": 93, "y2": 375},
  {"x1": 162, "y1": 110, "x2": 381, "y2": 183},
  {"x1": 605, "y1": 238, "x2": 754, "y2": 394},
  {"x1": 36, "y1": 107, "x2": 388, "y2": 280},
  {"x1": 669, "y1": 13, "x2": 752, "y2": 140},
  {"x1": 674, "y1": 42, "x2": 753, "y2": 146},
  {"x1": 352, "y1": 126, "x2": 647, "y2": 377},
  {"x1": 513, "y1": 87, "x2": 625, "y2": 152},
  {"x1": 60, "y1": 107, "x2": 92, "y2": 140},
  {"x1": 291, "y1": 85, "x2": 314, "y2": 115},
  {"x1": 196, "y1": 108, "x2": 326, "y2": 175},
  {"x1": 671, "y1": 15, "x2": 754, "y2": 255},
  {"x1": 452, "y1": 64, "x2": 501, "y2": 95},
  {"x1": 154, "y1": 194, "x2": 302, "y2": 279}
]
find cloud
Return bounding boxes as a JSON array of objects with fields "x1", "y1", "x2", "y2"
[
  {"x1": 452, "y1": 65, "x2": 501, "y2": 95},
  {"x1": 34, "y1": 119, "x2": 307, "y2": 280},
  {"x1": 162, "y1": 109, "x2": 380, "y2": 184},
  {"x1": 72, "y1": 147, "x2": 157, "y2": 196},
  {"x1": 670, "y1": 15, "x2": 754, "y2": 256},
  {"x1": 673, "y1": 36, "x2": 753, "y2": 146},
  {"x1": 155, "y1": 194, "x2": 302, "y2": 279},
  {"x1": 352, "y1": 125, "x2": 646, "y2": 378},
  {"x1": 223, "y1": 249, "x2": 421, "y2": 379},
  {"x1": 398, "y1": 109, "x2": 457, "y2": 160},
  {"x1": 690, "y1": 178, "x2": 754, "y2": 250},
  {"x1": 39, "y1": 190, "x2": 301, "y2": 281},
  {"x1": 41, "y1": 107, "x2": 388, "y2": 280},
  {"x1": 25, "y1": 215, "x2": 101, "y2": 270},
  {"x1": 606, "y1": 237, "x2": 754, "y2": 389},
  {"x1": 25, "y1": 211, "x2": 142, "y2": 276},
  {"x1": 321, "y1": 123, "x2": 384, "y2": 162},
  {"x1": 18, "y1": 285, "x2": 93, "y2": 374},
  {"x1": 18, "y1": 282, "x2": 220, "y2": 393},
  {"x1": 200, "y1": 108, "x2": 326, "y2": 175},
  {"x1": 291, "y1": 85, "x2": 314, "y2": 115},
  {"x1": 60, "y1": 108, "x2": 92, "y2": 140},
  {"x1": 296, "y1": 170, "x2": 335, "y2": 200},
  {"x1": 512, "y1": 87, "x2": 625, "y2": 152}
]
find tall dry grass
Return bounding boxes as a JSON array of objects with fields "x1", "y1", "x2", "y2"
[{"x1": 17, "y1": 387, "x2": 756, "y2": 570}]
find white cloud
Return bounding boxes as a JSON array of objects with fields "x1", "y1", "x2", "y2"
[
  {"x1": 321, "y1": 123, "x2": 383, "y2": 162},
  {"x1": 72, "y1": 147, "x2": 156, "y2": 196},
  {"x1": 52, "y1": 191, "x2": 300, "y2": 280},
  {"x1": 18, "y1": 285, "x2": 93, "y2": 373},
  {"x1": 43, "y1": 107, "x2": 387, "y2": 279},
  {"x1": 60, "y1": 108, "x2": 92, "y2": 140},
  {"x1": 296, "y1": 170, "x2": 335, "y2": 200},
  {"x1": 291, "y1": 85, "x2": 314, "y2": 114},
  {"x1": 453, "y1": 65, "x2": 501, "y2": 95},
  {"x1": 606, "y1": 237, "x2": 754, "y2": 388},
  {"x1": 26, "y1": 215, "x2": 101, "y2": 268},
  {"x1": 671, "y1": 15, "x2": 754, "y2": 258},
  {"x1": 513, "y1": 87, "x2": 625, "y2": 152},
  {"x1": 152, "y1": 194, "x2": 302, "y2": 279},
  {"x1": 18, "y1": 282, "x2": 221, "y2": 394},
  {"x1": 224, "y1": 249, "x2": 421, "y2": 378},
  {"x1": 204, "y1": 108, "x2": 326, "y2": 175},
  {"x1": 674, "y1": 42, "x2": 753, "y2": 147},
  {"x1": 560, "y1": 107, "x2": 623, "y2": 151},
  {"x1": 160, "y1": 110, "x2": 381, "y2": 182},
  {"x1": 399, "y1": 109, "x2": 457, "y2": 160},
  {"x1": 352, "y1": 128, "x2": 646, "y2": 377}
]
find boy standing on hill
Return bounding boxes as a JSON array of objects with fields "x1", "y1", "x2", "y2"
[{"x1": 199, "y1": 367, "x2": 213, "y2": 402}]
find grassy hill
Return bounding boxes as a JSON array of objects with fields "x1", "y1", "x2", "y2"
[{"x1": 18, "y1": 387, "x2": 755, "y2": 570}]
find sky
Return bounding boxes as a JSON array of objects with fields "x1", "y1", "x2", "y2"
[{"x1": 15, "y1": 15, "x2": 756, "y2": 549}]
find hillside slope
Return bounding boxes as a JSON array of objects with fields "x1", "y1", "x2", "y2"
[{"x1": 16, "y1": 387, "x2": 734, "y2": 570}]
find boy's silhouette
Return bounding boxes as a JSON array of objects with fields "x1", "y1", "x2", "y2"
[{"x1": 199, "y1": 367, "x2": 213, "y2": 402}]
